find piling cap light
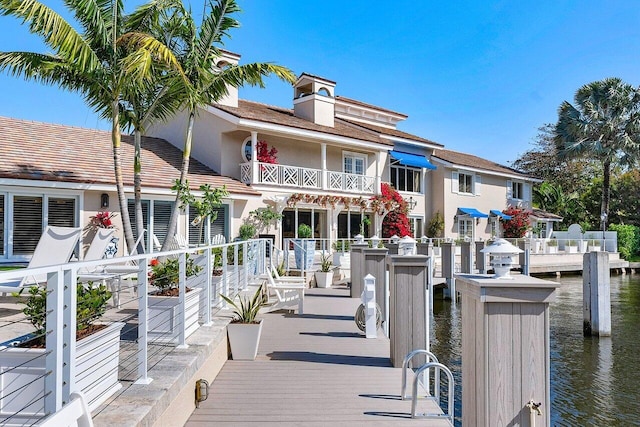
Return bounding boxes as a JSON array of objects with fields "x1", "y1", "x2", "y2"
[
  {"x1": 390, "y1": 235, "x2": 400, "y2": 244},
  {"x1": 354, "y1": 234, "x2": 365, "y2": 244},
  {"x1": 480, "y1": 238, "x2": 523, "y2": 279},
  {"x1": 399, "y1": 236, "x2": 417, "y2": 255}
]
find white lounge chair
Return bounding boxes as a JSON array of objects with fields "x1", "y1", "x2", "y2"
[
  {"x1": 77, "y1": 229, "x2": 123, "y2": 306},
  {"x1": 0, "y1": 226, "x2": 82, "y2": 295},
  {"x1": 39, "y1": 391, "x2": 93, "y2": 427},
  {"x1": 263, "y1": 272, "x2": 304, "y2": 315}
]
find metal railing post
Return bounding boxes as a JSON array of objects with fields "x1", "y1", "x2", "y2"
[
  {"x1": 177, "y1": 252, "x2": 187, "y2": 348},
  {"x1": 222, "y1": 246, "x2": 228, "y2": 308},
  {"x1": 203, "y1": 248, "x2": 213, "y2": 326},
  {"x1": 45, "y1": 269, "x2": 64, "y2": 415},
  {"x1": 136, "y1": 261, "x2": 153, "y2": 385},
  {"x1": 243, "y1": 241, "x2": 248, "y2": 290},
  {"x1": 62, "y1": 268, "x2": 76, "y2": 404}
]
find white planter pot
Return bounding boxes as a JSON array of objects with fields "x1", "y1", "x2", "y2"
[
  {"x1": 314, "y1": 271, "x2": 333, "y2": 288},
  {"x1": 547, "y1": 246, "x2": 558, "y2": 254},
  {"x1": 227, "y1": 320, "x2": 263, "y2": 360},
  {"x1": 578, "y1": 241, "x2": 588, "y2": 253},
  {"x1": 589, "y1": 245, "x2": 601, "y2": 252},
  {"x1": 0, "y1": 322, "x2": 125, "y2": 426},
  {"x1": 567, "y1": 246, "x2": 578, "y2": 254},
  {"x1": 148, "y1": 287, "x2": 201, "y2": 344}
]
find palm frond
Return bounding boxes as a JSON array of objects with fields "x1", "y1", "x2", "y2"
[{"x1": 0, "y1": 0, "x2": 100, "y2": 71}]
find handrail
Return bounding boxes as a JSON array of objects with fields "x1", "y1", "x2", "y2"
[
  {"x1": 401, "y1": 349, "x2": 439, "y2": 400},
  {"x1": 410, "y1": 362, "x2": 455, "y2": 424}
]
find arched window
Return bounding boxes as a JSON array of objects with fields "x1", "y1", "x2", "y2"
[
  {"x1": 241, "y1": 137, "x2": 252, "y2": 162},
  {"x1": 317, "y1": 87, "x2": 331, "y2": 97}
]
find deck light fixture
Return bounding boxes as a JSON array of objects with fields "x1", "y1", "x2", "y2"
[
  {"x1": 480, "y1": 238, "x2": 523, "y2": 279},
  {"x1": 100, "y1": 193, "x2": 109, "y2": 208}
]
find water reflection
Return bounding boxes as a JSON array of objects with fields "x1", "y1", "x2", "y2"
[{"x1": 430, "y1": 274, "x2": 640, "y2": 427}]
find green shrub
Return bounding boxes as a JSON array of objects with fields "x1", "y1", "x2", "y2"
[
  {"x1": 426, "y1": 211, "x2": 444, "y2": 238},
  {"x1": 297, "y1": 224, "x2": 313, "y2": 238},
  {"x1": 609, "y1": 224, "x2": 640, "y2": 259}
]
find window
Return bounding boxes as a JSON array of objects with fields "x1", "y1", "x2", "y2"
[
  {"x1": 512, "y1": 182, "x2": 523, "y2": 200},
  {"x1": 390, "y1": 158, "x2": 422, "y2": 193},
  {"x1": 458, "y1": 218, "x2": 473, "y2": 239},
  {"x1": 337, "y1": 212, "x2": 371, "y2": 238},
  {"x1": 128, "y1": 199, "x2": 178, "y2": 251},
  {"x1": 409, "y1": 217, "x2": 423, "y2": 237},
  {"x1": 343, "y1": 152, "x2": 366, "y2": 175},
  {"x1": 188, "y1": 205, "x2": 228, "y2": 245},
  {"x1": 459, "y1": 173, "x2": 473, "y2": 194},
  {"x1": 241, "y1": 137, "x2": 252, "y2": 162}
]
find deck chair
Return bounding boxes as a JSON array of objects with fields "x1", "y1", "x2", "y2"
[
  {"x1": 270, "y1": 247, "x2": 306, "y2": 284},
  {"x1": 0, "y1": 226, "x2": 82, "y2": 295},
  {"x1": 264, "y1": 272, "x2": 304, "y2": 314},
  {"x1": 39, "y1": 391, "x2": 93, "y2": 427},
  {"x1": 77, "y1": 229, "x2": 124, "y2": 306}
]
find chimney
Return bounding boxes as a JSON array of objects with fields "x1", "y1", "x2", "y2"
[
  {"x1": 216, "y1": 50, "x2": 241, "y2": 107},
  {"x1": 293, "y1": 73, "x2": 336, "y2": 127}
]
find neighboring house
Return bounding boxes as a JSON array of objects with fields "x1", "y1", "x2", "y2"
[
  {"x1": 530, "y1": 208, "x2": 563, "y2": 238},
  {"x1": 149, "y1": 68, "x2": 443, "y2": 242},
  {"x1": 430, "y1": 149, "x2": 540, "y2": 241},
  {"x1": 0, "y1": 116, "x2": 257, "y2": 263}
]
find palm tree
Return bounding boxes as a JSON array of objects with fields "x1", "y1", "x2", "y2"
[
  {"x1": 0, "y1": 0, "x2": 182, "y2": 253},
  {"x1": 554, "y1": 77, "x2": 640, "y2": 231},
  {"x1": 128, "y1": 0, "x2": 296, "y2": 250}
]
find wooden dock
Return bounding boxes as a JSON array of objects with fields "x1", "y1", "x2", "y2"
[{"x1": 186, "y1": 285, "x2": 451, "y2": 426}]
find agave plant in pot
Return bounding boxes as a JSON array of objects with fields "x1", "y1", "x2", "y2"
[
  {"x1": 314, "y1": 253, "x2": 333, "y2": 288},
  {"x1": 221, "y1": 287, "x2": 267, "y2": 360},
  {"x1": 148, "y1": 255, "x2": 204, "y2": 343},
  {"x1": 0, "y1": 283, "x2": 124, "y2": 421}
]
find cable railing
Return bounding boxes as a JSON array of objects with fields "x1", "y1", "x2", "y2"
[{"x1": 0, "y1": 238, "x2": 268, "y2": 426}]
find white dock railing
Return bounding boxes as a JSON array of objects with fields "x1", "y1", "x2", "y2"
[{"x1": 0, "y1": 239, "x2": 268, "y2": 426}]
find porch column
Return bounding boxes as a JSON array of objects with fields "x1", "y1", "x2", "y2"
[
  {"x1": 375, "y1": 151, "x2": 381, "y2": 195},
  {"x1": 251, "y1": 131, "x2": 258, "y2": 183},
  {"x1": 321, "y1": 143, "x2": 327, "y2": 190}
]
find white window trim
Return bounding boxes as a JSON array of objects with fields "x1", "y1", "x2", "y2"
[
  {"x1": 342, "y1": 151, "x2": 367, "y2": 175},
  {"x1": 390, "y1": 159, "x2": 423, "y2": 194},
  {"x1": 241, "y1": 136, "x2": 252, "y2": 163}
]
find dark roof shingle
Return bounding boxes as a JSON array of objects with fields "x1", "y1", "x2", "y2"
[
  {"x1": 0, "y1": 116, "x2": 258, "y2": 196},
  {"x1": 432, "y1": 149, "x2": 530, "y2": 178},
  {"x1": 213, "y1": 100, "x2": 391, "y2": 145}
]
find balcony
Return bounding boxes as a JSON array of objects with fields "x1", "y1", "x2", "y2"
[{"x1": 240, "y1": 162, "x2": 377, "y2": 194}]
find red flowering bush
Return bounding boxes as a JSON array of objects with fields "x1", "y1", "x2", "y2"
[
  {"x1": 371, "y1": 183, "x2": 412, "y2": 238},
  {"x1": 257, "y1": 140, "x2": 278, "y2": 164},
  {"x1": 90, "y1": 211, "x2": 117, "y2": 229},
  {"x1": 502, "y1": 207, "x2": 531, "y2": 238}
]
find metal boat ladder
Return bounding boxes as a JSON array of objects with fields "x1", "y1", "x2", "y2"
[{"x1": 401, "y1": 349, "x2": 455, "y2": 424}]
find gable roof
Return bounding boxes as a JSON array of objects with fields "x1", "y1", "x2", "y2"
[
  {"x1": 212, "y1": 100, "x2": 391, "y2": 145},
  {"x1": 335, "y1": 96, "x2": 408, "y2": 119},
  {"x1": 432, "y1": 148, "x2": 531, "y2": 179},
  {"x1": 339, "y1": 118, "x2": 444, "y2": 148},
  {"x1": 0, "y1": 116, "x2": 258, "y2": 196}
]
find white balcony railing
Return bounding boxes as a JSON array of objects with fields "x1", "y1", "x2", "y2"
[{"x1": 240, "y1": 162, "x2": 376, "y2": 194}]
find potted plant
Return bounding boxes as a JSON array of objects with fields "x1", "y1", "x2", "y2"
[
  {"x1": 294, "y1": 224, "x2": 315, "y2": 270},
  {"x1": 546, "y1": 238, "x2": 558, "y2": 254},
  {"x1": 148, "y1": 255, "x2": 204, "y2": 343},
  {"x1": 566, "y1": 239, "x2": 578, "y2": 253},
  {"x1": 588, "y1": 239, "x2": 601, "y2": 252},
  {"x1": 314, "y1": 253, "x2": 333, "y2": 288},
  {"x1": 221, "y1": 287, "x2": 266, "y2": 360},
  {"x1": 250, "y1": 207, "x2": 282, "y2": 255},
  {"x1": 1, "y1": 283, "x2": 124, "y2": 421}
]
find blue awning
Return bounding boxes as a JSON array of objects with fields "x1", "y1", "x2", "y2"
[
  {"x1": 490, "y1": 209, "x2": 512, "y2": 220},
  {"x1": 389, "y1": 150, "x2": 437, "y2": 170},
  {"x1": 458, "y1": 207, "x2": 489, "y2": 218}
]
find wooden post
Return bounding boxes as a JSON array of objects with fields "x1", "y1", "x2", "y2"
[
  {"x1": 441, "y1": 242, "x2": 456, "y2": 299},
  {"x1": 387, "y1": 255, "x2": 430, "y2": 368},
  {"x1": 386, "y1": 243, "x2": 399, "y2": 255},
  {"x1": 461, "y1": 241, "x2": 472, "y2": 273},
  {"x1": 583, "y1": 251, "x2": 611, "y2": 337},
  {"x1": 349, "y1": 243, "x2": 368, "y2": 298},
  {"x1": 457, "y1": 274, "x2": 558, "y2": 427},
  {"x1": 363, "y1": 247, "x2": 389, "y2": 319},
  {"x1": 475, "y1": 241, "x2": 486, "y2": 274}
]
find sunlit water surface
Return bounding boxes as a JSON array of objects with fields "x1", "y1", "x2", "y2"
[{"x1": 429, "y1": 274, "x2": 640, "y2": 426}]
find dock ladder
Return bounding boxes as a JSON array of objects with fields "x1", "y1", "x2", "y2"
[{"x1": 401, "y1": 349, "x2": 455, "y2": 424}]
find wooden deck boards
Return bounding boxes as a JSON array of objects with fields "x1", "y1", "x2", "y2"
[{"x1": 185, "y1": 285, "x2": 451, "y2": 426}]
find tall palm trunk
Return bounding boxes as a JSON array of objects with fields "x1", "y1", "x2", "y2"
[
  {"x1": 112, "y1": 98, "x2": 136, "y2": 253},
  {"x1": 601, "y1": 159, "x2": 611, "y2": 230},
  {"x1": 134, "y1": 129, "x2": 145, "y2": 253},
  {"x1": 162, "y1": 109, "x2": 195, "y2": 250}
]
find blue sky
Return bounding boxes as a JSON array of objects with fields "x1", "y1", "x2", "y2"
[{"x1": 1, "y1": 1, "x2": 639, "y2": 167}]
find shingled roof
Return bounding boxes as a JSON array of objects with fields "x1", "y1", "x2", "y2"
[
  {"x1": 213, "y1": 100, "x2": 391, "y2": 145},
  {"x1": 432, "y1": 148, "x2": 530, "y2": 179},
  {"x1": 0, "y1": 116, "x2": 258, "y2": 196},
  {"x1": 339, "y1": 118, "x2": 444, "y2": 147}
]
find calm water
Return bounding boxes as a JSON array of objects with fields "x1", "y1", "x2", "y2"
[{"x1": 430, "y1": 274, "x2": 640, "y2": 426}]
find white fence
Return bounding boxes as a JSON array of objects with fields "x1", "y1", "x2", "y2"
[{"x1": 0, "y1": 239, "x2": 268, "y2": 426}]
